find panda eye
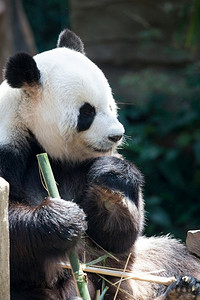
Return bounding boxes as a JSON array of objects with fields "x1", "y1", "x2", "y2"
[
  {"x1": 80, "y1": 103, "x2": 96, "y2": 117},
  {"x1": 77, "y1": 102, "x2": 96, "y2": 132}
]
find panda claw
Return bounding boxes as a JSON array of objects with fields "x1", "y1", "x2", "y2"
[{"x1": 163, "y1": 276, "x2": 200, "y2": 299}]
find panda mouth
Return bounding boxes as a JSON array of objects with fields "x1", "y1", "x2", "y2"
[
  {"x1": 83, "y1": 140, "x2": 112, "y2": 154},
  {"x1": 87, "y1": 144, "x2": 112, "y2": 153},
  {"x1": 92, "y1": 147, "x2": 111, "y2": 153}
]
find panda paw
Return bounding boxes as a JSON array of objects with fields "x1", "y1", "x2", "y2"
[
  {"x1": 163, "y1": 276, "x2": 200, "y2": 300},
  {"x1": 37, "y1": 197, "x2": 87, "y2": 250},
  {"x1": 88, "y1": 156, "x2": 143, "y2": 204}
]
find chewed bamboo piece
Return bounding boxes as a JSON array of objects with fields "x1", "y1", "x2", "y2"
[
  {"x1": 37, "y1": 153, "x2": 91, "y2": 300},
  {"x1": 113, "y1": 253, "x2": 132, "y2": 300},
  {"x1": 60, "y1": 262, "x2": 176, "y2": 286}
]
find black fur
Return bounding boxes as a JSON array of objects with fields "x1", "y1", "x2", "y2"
[
  {"x1": 4, "y1": 53, "x2": 40, "y2": 88},
  {"x1": 88, "y1": 156, "x2": 143, "y2": 203},
  {"x1": 9, "y1": 197, "x2": 86, "y2": 284},
  {"x1": 84, "y1": 156, "x2": 144, "y2": 253},
  {"x1": 57, "y1": 29, "x2": 85, "y2": 54},
  {"x1": 77, "y1": 103, "x2": 96, "y2": 132},
  {"x1": 0, "y1": 138, "x2": 87, "y2": 300},
  {"x1": 163, "y1": 276, "x2": 200, "y2": 299},
  {"x1": 0, "y1": 131, "x2": 143, "y2": 298}
]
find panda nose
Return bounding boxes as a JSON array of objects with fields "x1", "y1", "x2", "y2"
[{"x1": 108, "y1": 134, "x2": 123, "y2": 143}]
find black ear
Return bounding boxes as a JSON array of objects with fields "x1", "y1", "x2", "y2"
[
  {"x1": 57, "y1": 29, "x2": 85, "y2": 54},
  {"x1": 4, "y1": 53, "x2": 40, "y2": 88}
]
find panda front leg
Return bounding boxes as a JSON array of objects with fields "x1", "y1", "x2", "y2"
[
  {"x1": 83, "y1": 156, "x2": 144, "y2": 254},
  {"x1": 9, "y1": 197, "x2": 87, "y2": 298}
]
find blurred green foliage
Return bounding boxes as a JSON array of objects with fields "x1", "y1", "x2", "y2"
[
  {"x1": 23, "y1": 0, "x2": 70, "y2": 52},
  {"x1": 119, "y1": 65, "x2": 200, "y2": 239},
  {"x1": 176, "y1": 0, "x2": 200, "y2": 49}
]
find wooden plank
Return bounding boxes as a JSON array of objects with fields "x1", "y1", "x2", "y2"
[
  {"x1": 0, "y1": 177, "x2": 10, "y2": 300},
  {"x1": 186, "y1": 230, "x2": 200, "y2": 258}
]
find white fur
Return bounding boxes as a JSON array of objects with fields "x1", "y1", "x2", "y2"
[
  {"x1": 0, "y1": 81, "x2": 26, "y2": 145},
  {"x1": 0, "y1": 47, "x2": 124, "y2": 161}
]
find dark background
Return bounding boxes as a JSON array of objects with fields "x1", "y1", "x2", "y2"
[{"x1": 1, "y1": 0, "x2": 200, "y2": 240}]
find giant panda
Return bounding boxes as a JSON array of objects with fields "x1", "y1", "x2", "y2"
[{"x1": 0, "y1": 29, "x2": 200, "y2": 300}]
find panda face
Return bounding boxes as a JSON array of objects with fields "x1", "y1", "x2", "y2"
[
  {"x1": 3, "y1": 30, "x2": 124, "y2": 162},
  {"x1": 14, "y1": 47, "x2": 124, "y2": 161}
]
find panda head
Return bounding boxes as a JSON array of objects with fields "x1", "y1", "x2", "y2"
[{"x1": 3, "y1": 29, "x2": 124, "y2": 162}]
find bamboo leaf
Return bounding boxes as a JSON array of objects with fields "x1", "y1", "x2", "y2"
[{"x1": 86, "y1": 254, "x2": 109, "y2": 267}]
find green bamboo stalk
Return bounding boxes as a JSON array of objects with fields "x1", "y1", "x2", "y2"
[
  {"x1": 68, "y1": 250, "x2": 91, "y2": 299},
  {"x1": 37, "y1": 153, "x2": 60, "y2": 198},
  {"x1": 98, "y1": 287, "x2": 109, "y2": 300},
  {"x1": 36, "y1": 153, "x2": 91, "y2": 300},
  {"x1": 101, "y1": 257, "x2": 107, "y2": 298}
]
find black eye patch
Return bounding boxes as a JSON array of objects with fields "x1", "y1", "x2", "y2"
[{"x1": 77, "y1": 103, "x2": 96, "y2": 132}]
